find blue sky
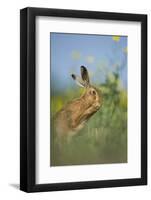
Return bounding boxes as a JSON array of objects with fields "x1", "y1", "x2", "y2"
[{"x1": 50, "y1": 33, "x2": 127, "y2": 92}]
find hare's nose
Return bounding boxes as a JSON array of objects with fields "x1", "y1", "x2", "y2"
[{"x1": 96, "y1": 103, "x2": 101, "y2": 109}]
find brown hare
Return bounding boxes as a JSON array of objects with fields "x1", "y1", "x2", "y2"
[{"x1": 53, "y1": 66, "x2": 102, "y2": 142}]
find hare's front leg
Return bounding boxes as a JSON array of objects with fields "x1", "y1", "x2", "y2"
[{"x1": 78, "y1": 105, "x2": 100, "y2": 124}]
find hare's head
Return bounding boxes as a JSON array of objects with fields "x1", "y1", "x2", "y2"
[{"x1": 71, "y1": 66, "x2": 102, "y2": 110}]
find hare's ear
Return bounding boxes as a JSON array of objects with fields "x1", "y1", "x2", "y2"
[
  {"x1": 71, "y1": 74, "x2": 85, "y2": 87},
  {"x1": 81, "y1": 66, "x2": 90, "y2": 86}
]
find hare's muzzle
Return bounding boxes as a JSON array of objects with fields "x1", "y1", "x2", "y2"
[{"x1": 94, "y1": 102, "x2": 101, "y2": 111}]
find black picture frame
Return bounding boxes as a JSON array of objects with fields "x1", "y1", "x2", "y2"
[{"x1": 20, "y1": 7, "x2": 147, "y2": 192}]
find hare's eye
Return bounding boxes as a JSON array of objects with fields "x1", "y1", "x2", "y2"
[
  {"x1": 93, "y1": 90, "x2": 96, "y2": 95},
  {"x1": 90, "y1": 90, "x2": 96, "y2": 95}
]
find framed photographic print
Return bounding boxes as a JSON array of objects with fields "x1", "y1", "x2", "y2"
[{"x1": 20, "y1": 7, "x2": 147, "y2": 192}]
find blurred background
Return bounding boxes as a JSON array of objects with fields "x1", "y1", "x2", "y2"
[{"x1": 50, "y1": 33, "x2": 127, "y2": 166}]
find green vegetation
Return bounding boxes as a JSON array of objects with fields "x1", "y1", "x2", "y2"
[{"x1": 50, "y1": 72, "x2": 127, "y2": 166}]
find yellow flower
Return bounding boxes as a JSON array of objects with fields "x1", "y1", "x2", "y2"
[
  {"x1": 112, "y1": 36, "x2": 120, "y2": 42},
  {"x1": 86, "y1": 55, "x2": 95, "y2": 64},
  {"x1": 57, "y1": 98, "x2": 63, "y2": 110},
  {"x1": 123, "y1": 47, "x2": 127, "y2": 54},
  {"x1": 71, "y1": 50, "x2": 81, "y2": 60},
  {"x1": 119, "y1": 91, "x2": 127, "y2": 109}
]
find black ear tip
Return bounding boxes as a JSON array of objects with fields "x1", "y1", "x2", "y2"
[
  {"x1": 81, "y1": 65, "x2": 87, "y2": 71},
  {"x1": 71, "y1": 74, "x2": 76, "y2": 79}
]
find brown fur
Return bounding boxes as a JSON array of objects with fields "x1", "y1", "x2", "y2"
[
  {"x1": 53, "y1": 66, "x2": 103, "y2": 141},
  {"x1": 54, "y1": 86, "x2": 102, "y2": 140}
]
